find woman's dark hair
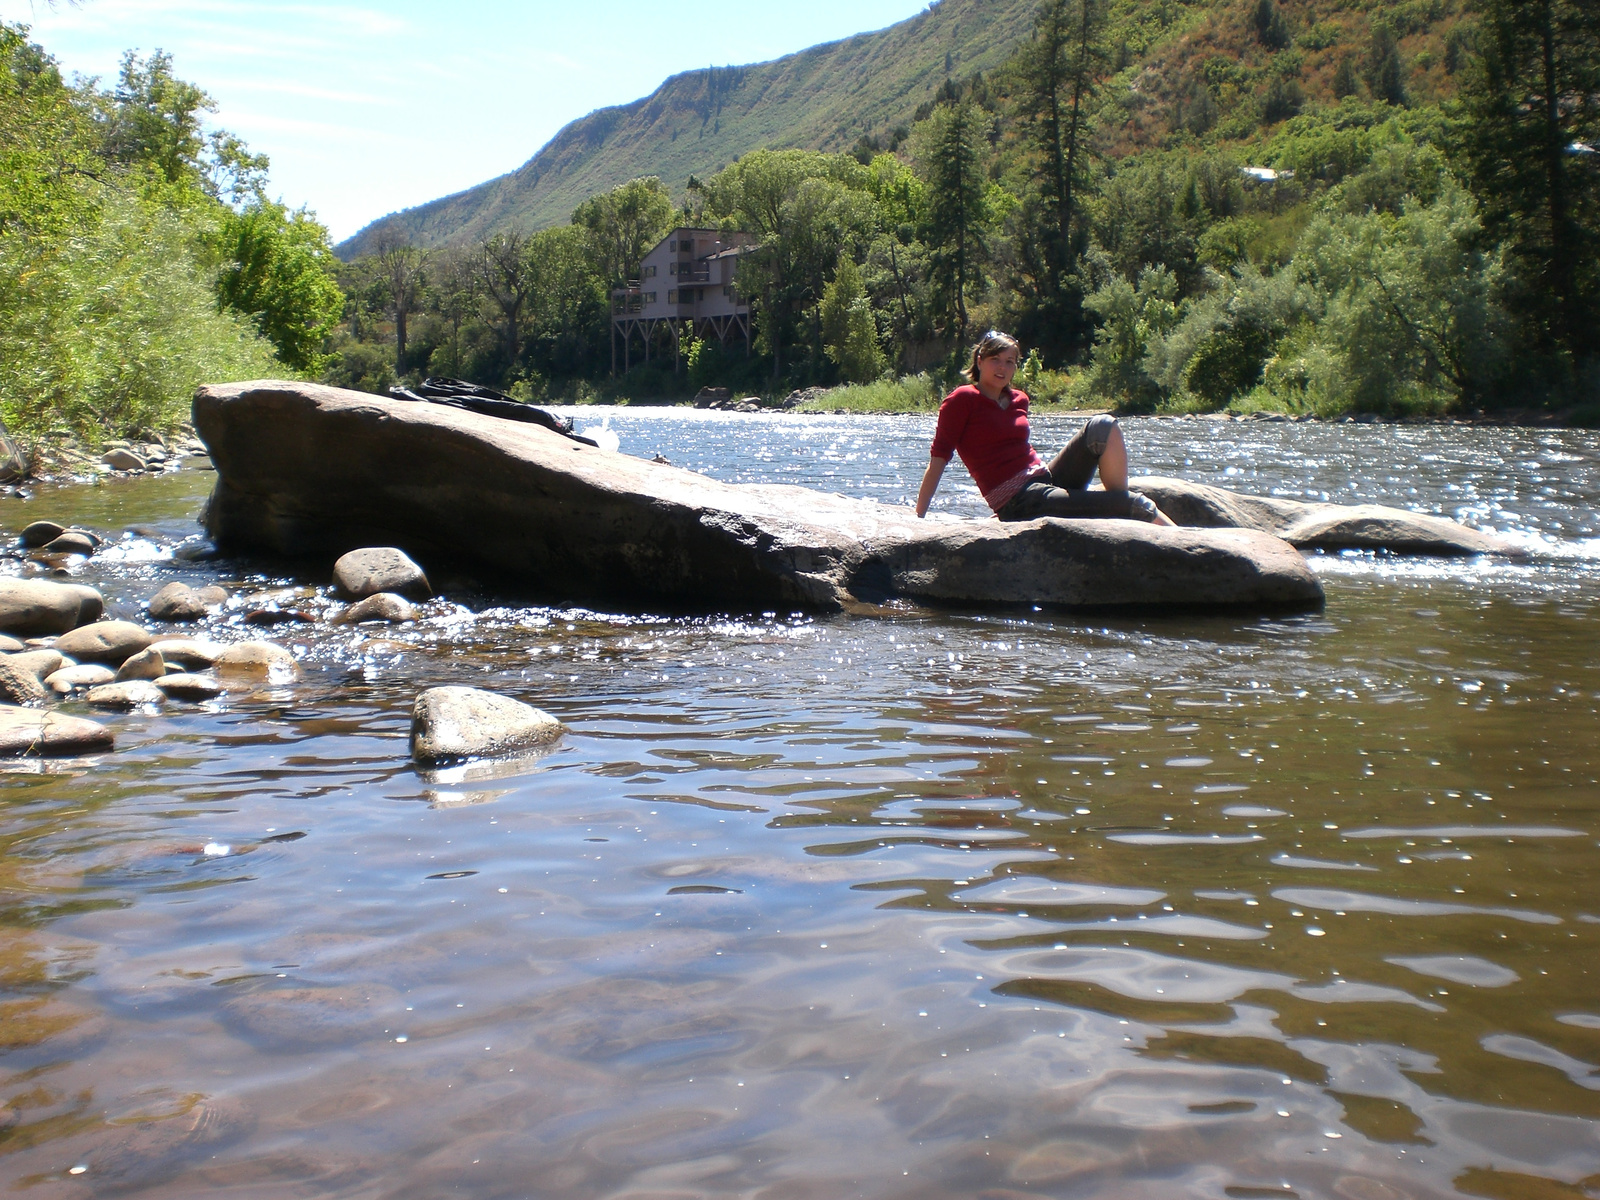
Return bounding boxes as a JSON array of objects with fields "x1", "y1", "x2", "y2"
[{"x1": 966, "y1": 330, "x2": 1021, "y2": 384}]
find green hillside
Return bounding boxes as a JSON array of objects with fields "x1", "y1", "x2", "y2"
[
  {"x1": 338, "y1": 0, "x2": 1473, "y2": 259},
  {"x1": 337, "y1": 0, "x2": 1039, "y2": 256}
]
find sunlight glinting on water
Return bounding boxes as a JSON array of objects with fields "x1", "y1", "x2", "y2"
[{"x1": 1, "y1": 412, "x2": 1597, "y2": 1197}]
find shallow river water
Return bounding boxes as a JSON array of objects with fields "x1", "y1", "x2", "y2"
[{"x1": 2, "y1": 411, "x2": 1599, "y2": 1200}]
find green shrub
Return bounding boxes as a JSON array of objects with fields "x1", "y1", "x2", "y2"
[{"x1": 0, "y1": 191, "x2": 280, "y2": 443}]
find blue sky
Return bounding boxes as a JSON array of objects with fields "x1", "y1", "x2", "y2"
[{"x1": 1, "y1": 0, "x2": 932, "y2": 240}]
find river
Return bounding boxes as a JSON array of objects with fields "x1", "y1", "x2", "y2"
[{"x1": 1, "y1": 410, "x2": 1598, "y2": 1199}]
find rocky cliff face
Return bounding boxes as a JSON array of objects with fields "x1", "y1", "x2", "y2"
[{"x1": 192, "y1": 381, "x2": 1325, "y2": 614}]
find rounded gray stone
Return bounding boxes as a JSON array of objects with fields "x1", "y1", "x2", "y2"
[
  {"x1": 0, "y1": 705, "x2": 114, "y2": 756},
  {"x1": 0, "y1": 578, "x2": 104, "y2": 636},
  {"x1": 333, "y1": 547, "x2": 431, "y2": 601},
  {"x1": 45, "y1": 664, "x2": 116, "y2": 694},
  {"x1": 331, "y1": 592, "x2": 417, "y2": 625},
  {"x1": 147, "y1": 638, "x2": 225, "y2": 669},
  {"x1": 18, "y1": 521, "x2": 64, "y2": 549},
  {"x1": 7, "y1": 649, "x2": 65, "y2": 680},
  {"x1": 148, "y1": 582, "x2": 210, "y2": 622},
  {"x1": 40, "y1": 531, "x2": 96, "y2": 556},
  {"x1": 102, "y1": 448, "x2": 146, "y2": 471},
  {"x1": 410, "y1": 686, "x2": 563, "y2": 765},
  {"x1": 86, "y1": 680, "x2": 165, "y2": 708},
  {"x1": 114, "y1": 647, "x2": 167, "y2": 682},
  {"x1": 212, "y1": 640, "x2": 300, "y2": 681},
  {"x1": 0, "y1": 659, "x2": 46, "y2": 705},
  {"x1": 55, "y1": 620, "x2": 155, "y2": 666}
]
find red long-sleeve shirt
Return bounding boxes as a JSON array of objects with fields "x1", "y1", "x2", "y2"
[{"x1": 929, "y1": 384, "x2": 1044, "y2": 507}]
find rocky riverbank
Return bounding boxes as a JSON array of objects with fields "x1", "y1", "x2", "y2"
[{"x1": 0, "y1": 534, "x2": 560, "y2": 763}]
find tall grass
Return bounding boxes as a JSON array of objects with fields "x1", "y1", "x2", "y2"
[{"x1": 796, "y1": 373, "x2": 942, "y2": 412}]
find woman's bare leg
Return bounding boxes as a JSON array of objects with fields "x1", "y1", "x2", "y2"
[{"x1": 1096, "y1": 422, "x2": 1130, "y2": 490}]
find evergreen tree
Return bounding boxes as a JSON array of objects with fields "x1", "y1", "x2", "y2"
[
  {"x1": 1365, "y1": 23, "x2": 1408, "y2": 106},
  {"x1": 1253, "y1": 0, "x2": 1291, "y2": 51},
  {"x1": 1456, "y1": 0, "x2": 1600, "y2": 379},
  {"x1": 915, "y1": 101, "x2": 990, "y2": 347}
]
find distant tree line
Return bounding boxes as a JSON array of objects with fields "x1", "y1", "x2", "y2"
[
  {"x1": 330, "y1": 0, "x2": 1598, "y2": 414},
  {"x1": 0, "y1": 22, "x2": 345, "y2": 447}
]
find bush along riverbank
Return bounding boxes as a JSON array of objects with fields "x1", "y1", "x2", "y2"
[{"x1": 1, "y1": 24, "x2": 341, "y2": 460}]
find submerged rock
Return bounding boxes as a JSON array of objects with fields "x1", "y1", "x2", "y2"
[
  {"x1": 331, "y1": 592, "x2": 417, "y2": 625},
  {"x1": 55, "y1": 620, "x2": 154, "y2": 666},
  {"x1": 154, "y1": 673, "x2": 225, "y2": 701},
  {"x1": 0, "y1": 705, "x2": 114, "y2": 756},
  {"x1": 194, "y1": 382, "x2": 1324, "y2": 613},
  {"x1": 333, "y1": 547, "x2": 431, "y2": 601},
  {"x1": 410, "y1": 685, "x2": 563, "y2": 765},
  {"x1": 212, "y1": 640, "x2": 299, "y2": 681},
  {"x1": 0, "y1": 579, "x2": 103, "y2": 636},
  {"x1": 1130, "y1": 477, "x2": 1520, "y2": 557}
]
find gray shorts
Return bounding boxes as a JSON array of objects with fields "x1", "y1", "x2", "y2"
[{"x1": 996, "y1": 415, "x2": 1158, "y2": 522}]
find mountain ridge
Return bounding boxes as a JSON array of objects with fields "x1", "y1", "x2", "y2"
[{"x1": 336, "y1": 0, "x2": 1037, "y2": 258}]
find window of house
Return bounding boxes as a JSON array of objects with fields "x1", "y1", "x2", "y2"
[
  {"x1": 668, "y1": 240, "x2": 677, "y2": 251},
  {"x1": 667, "y1": 289, "x2": 676, "y2": 304},
  {"x1": 644, "y1": 265, "x2": 655, "y2": 277},
  {"x1": 644, "y1": 292, "x2": 656, "y2": 304},
  {"x1": 681, "y1": 240, "x2": 693, "y2": 253}
]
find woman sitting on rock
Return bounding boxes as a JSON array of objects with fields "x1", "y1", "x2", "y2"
[{"x1": 914, "y1": 330, "x2": 1174, "y2": 526}]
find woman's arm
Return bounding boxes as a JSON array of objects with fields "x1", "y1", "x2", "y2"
[{"x1": 915, "y1": 455, "x2": 949, "y2": 518}]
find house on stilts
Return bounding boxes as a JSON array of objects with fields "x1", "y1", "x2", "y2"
[{"x1": 611, "y1": 227, "x2": 758, "y2": 375}]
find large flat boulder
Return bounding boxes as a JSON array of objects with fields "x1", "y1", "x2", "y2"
[
  {"x1": 1131, "y1": 476, "x2": 1519, "y2": 557},
  {"x1": 193, "y1": 381, "x2": 1323, "y2": 613}
]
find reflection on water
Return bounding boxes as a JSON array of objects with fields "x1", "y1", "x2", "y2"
[{"x1": 1, "y1": 415, "x2": 1598, "y2": 1197}]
